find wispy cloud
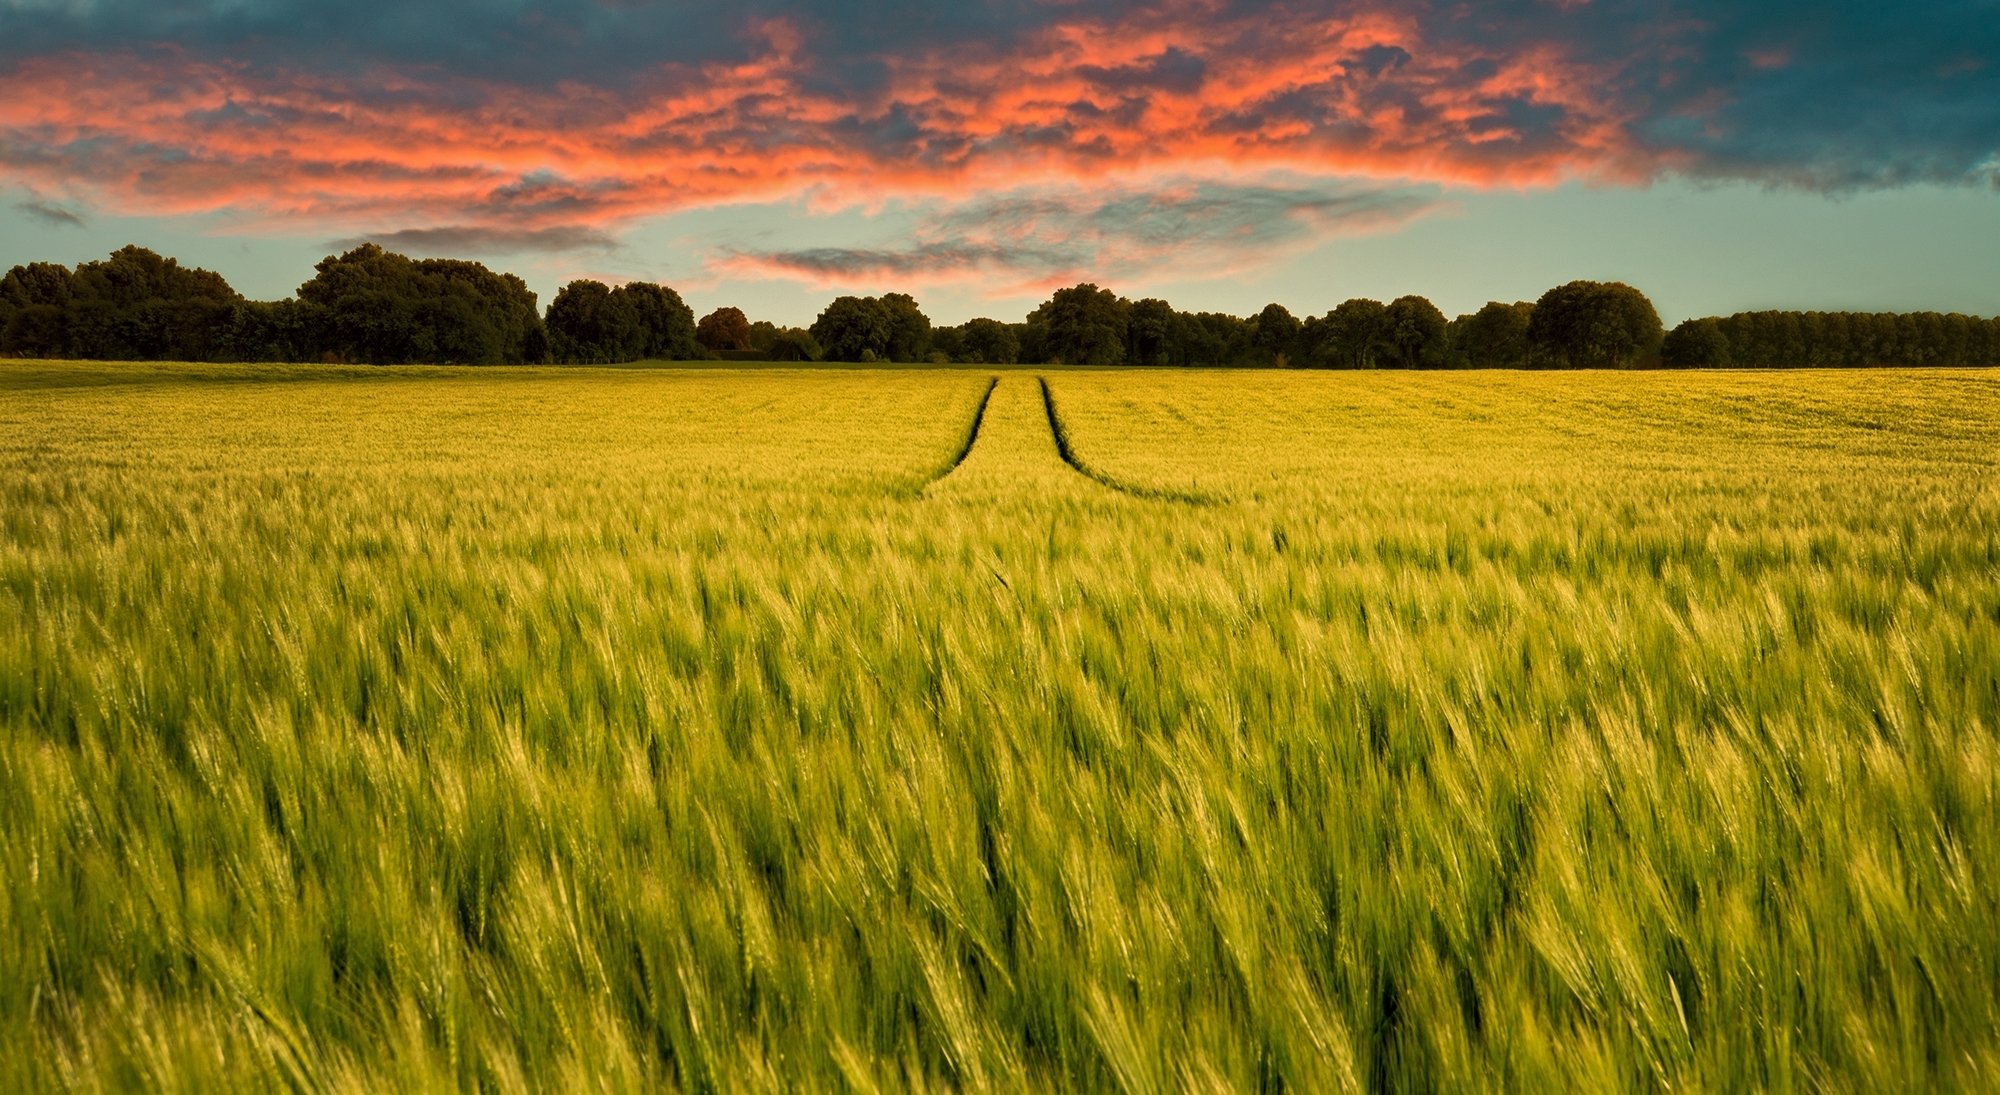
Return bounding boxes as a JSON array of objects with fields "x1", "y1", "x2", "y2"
[
  {"x1": 328, "y1": 225, "x2": 619, "y2": 256},
  {"x1": 15, "y1": 196, "x2": 86, "y2": 228},
  {"x1": 718, "y1": 178, "x2": 1442, "y2": 293}
]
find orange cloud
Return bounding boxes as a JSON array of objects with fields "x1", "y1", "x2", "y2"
[{"x1": 0, "y1": 7, "x2": 1658, "y2": 243}]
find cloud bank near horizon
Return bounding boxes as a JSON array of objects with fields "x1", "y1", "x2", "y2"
[
  {"x1": 2, "y1": 1, "x2": 1994, "y2": 290},
  {"x1": 719, "y1": 179, "x2": 1442, "y2": 293}
]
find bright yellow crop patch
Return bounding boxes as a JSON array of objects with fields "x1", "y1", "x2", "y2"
[{"x1": 3, "y1": 361, "x2": 1998, "y2": 1092}]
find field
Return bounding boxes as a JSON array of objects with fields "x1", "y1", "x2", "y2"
[{"x1": 3, "y1": 360, "x2": 1998, "y2": 1092}]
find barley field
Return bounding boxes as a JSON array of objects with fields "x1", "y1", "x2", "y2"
[{"x1": 2, "y1": 360, "x2": 1998, "y2": 1092}]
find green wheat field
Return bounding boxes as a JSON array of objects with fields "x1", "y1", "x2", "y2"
[{"x1": 3, "y1": 360, "x2": 1998, "y2": 1092}]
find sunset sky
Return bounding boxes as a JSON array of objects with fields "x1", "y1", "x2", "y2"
[{"x1": 2, "y1": 1, "x2": 1995, "y2": 325}]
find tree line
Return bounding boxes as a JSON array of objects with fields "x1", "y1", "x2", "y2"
[
  {"x1": 1661, "y1": 311, "x2": 2000, "y2": 368},
  {"x1": 4, "y1": 244, "x2": 1997, "y2": 368}
]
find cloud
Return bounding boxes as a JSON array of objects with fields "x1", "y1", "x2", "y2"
[
  {"x1": 328, "y1": 224, "x2": 619, "y2": 256},
  {"x1": 0, "y1": 1, "x2": 1992, "y2": 248},
  {"x1": 15, "y1": 196, "x2": 86, "y2": 227},
  {"x1": 718, "y1": 178, "x2": 1442, "y2": 293}
]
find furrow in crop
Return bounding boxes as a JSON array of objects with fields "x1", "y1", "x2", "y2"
[
  {"x1": 912, "y1": 375, "x2": 1000, "y2": 496},
  {"x1": 1038, "y1": 375, "x2": 1220, "y2": 505}
]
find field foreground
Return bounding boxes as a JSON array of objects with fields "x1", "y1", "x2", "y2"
[{"x1": 3, "y1": 361, "x2": 1999, "y2": 1091}]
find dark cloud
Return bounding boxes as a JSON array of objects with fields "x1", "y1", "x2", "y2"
[
  {"x1": 729, "y1": 241, "x2": 1079, "y2": 281},
  {"x1": 1079, "y1": 47, "x2": 1208, "y2": 94},
  {"x1": 725, "y1": 179, "x2": 1441, "y2": 288},
  {"x1": 0, "y1": 0, "x2": 1993, "y2": 238},
  {"x1": 15, "y1": 197, "x2": 86, "y2": 228},
  {"x1": 328, "y1": 225, "x2": 618, "y2": 256}
]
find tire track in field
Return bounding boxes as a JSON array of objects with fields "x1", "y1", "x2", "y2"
[
  {"x1": 1037, "y1": 376, "x2": 1221, "y2": 505},
  {"x1": 911, "y1": 375, "x2": 999, "y2": 496}
]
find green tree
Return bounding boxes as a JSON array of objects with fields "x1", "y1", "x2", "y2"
[
  {"x1": 60, "y1": 246, "x2": 240, "y2": 361},
  {"x1": 1382, "y1": 295, "x2": 1448, "y2": 368},
  {"x1": 0, "y1": 261, "x2": 77, "y2": 357},
  {"x1": 1450, "y1": 301, "x2": 1535, "y2": 368},
  {"x1": 1317, "y1": 298, "x2": 1389, "y2": 368},
  {"x1": 953, "y1": 318, "x2": 1020, "y2": 365},
  {"x1": 696, "y1": 306, "x2": 753, "y2": 353},
  {"x1": 1660, "y1": 318, "x2": 1733, "y2": 368},
  {"x1": 766, "y1": 328, "x2": 821, "y2": 362},
  {"x1": 298, "y1": 244, "x2": 543, "y2": 364},
  {"x1": 545, "y1": 280, "x2": 644, "y2": 364},
  {"x1": 620, "y1": 283, "x2": 699, "y2": 360},
  {"x1": 1029, "y1": 284, "x2": 1128, "y2": 366},
  {"x1": 1127, "y1": 298, "x2": 1180, "y2": 366},
  {"x1": 1526, "y1": 281, "x2": 1663, "y2": 368},
  {"x1": 880, "y1": 293, "x2": 933, "y2": 363},
  {"x1": 1252, "y1": 303, "x2": 1302, "y2": 366},
  {"x1": 811, "y1": 296, "x2": 894, "y2": 361}
]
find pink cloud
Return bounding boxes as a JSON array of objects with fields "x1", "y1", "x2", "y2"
[{"x1": 0, "y1": 7, "x2": 1660, "y2": 244}]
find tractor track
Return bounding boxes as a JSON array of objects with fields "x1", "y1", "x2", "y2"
[
  {"x1": 1037, "y1": 376, "x2": 1219, "y2": 506},
  {"x1": 912, "y1": 375, "x2": 999, "y2": 496}
]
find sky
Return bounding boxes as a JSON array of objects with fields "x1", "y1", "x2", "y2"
[{"x1": 1, "y1": 0, "x2": 1995, "y2": 327}]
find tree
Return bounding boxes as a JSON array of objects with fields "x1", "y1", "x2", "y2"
[
  {"x1": 297, "y1": 244, "x2": 543, "y2": 364},
  {"x1": 879, "y1": 293, "x2": 932, "y2": 363},
  {"x1": 767, "y1": 328, "x2": 821, "y2": 362},
  {"x1": 1127, "y1": 298, "x2": 1180, "y2": 365},
  {"x1": 56, "y1": 246, "x2": 241, "y2": 361},
  {"x1": 1526, "y1": 281, "x2": 1663, "y2": 368},
  {"x1": 1252, "y1": 303, "x2": 1302, "y2": 366},
  {"x1": 1660, "y1": 318, "x2": 1732, "y2": 368},
  {"x1": 1450, "y1": 301, "x2": 1534, "y2": 368},
  {"x1": 1029, "y1": 284, "x2": 1127, "y2": 366},
  {"x1": 2, "y1": 304, "x2": 66, "y2": 358},
  {"x1": 420, "y1": 258, "x2": 546, "y2": 365},
  {"x1": 0, "y1": 261, "x2": 77, "y2": 311},
  {"x1": 952, "y1": 318, "x2": 1020, "y2": 364},
  {"x1": 1382, "y1": 295, "x2": 1448, "y2": 368},
  {"x1": 0, "y1": 262, "x2": 77, "y2": 357},
  {"x1": 810, "y1": 296, "x2": 893, "y2": 361},
  {"x1": 545, "y1": 280, "x2": 644, "y2": 364},
  {"x1": 749, "y1": 320, "x2": 822, "y2": 361},
  {"x1": 1315, "y1": 298, "x2": 1389, "y2": 368},
  {"x1": 620, "y1": 282, "x2": 699, "y2": 359},
  {"x1": 1182, "y1": 311, "x2": 1257, "y2": 366},
  {"x1": 216, "y1": 299, "x2": 311, "y2": 363},
  {"x1": 696, "y1": 306, "x2": 753, "y2": 352}
]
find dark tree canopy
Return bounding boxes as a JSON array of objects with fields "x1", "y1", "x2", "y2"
[
  {"x1": 696, "y1": 306, "x2": 753, "y2": 352},
  {"x1": 1127, "y1": 298, "x2": 1180, "y2": 366},
  {"x1": 751, "y1": 320, "x2": 823, "y2": 361},
  {"x1": 1693, "y1": 310, "x2": 2000, "y2": 367},
  {"x1": 0, "y1": 261, "x2": 78, "y2": 358},
  {"x1": 298, "y1": 244, "x2": 545, "y2": 365},
  {"x1": 879, "y1": 293, "x2": 933, "y2": 363},
  {"x1": 545, "y1": 280, "x2": 701, "y2": 364},
  {"x1": 1253, "y1": 303, "x2": 1302, "y2": 366},
  {"x1": 1382, "y1": 295, "x2": 1449, "y2": 368},
  {"x1": 621, "y1": 282, "x2": 700, "y2": 360},
  {"x1": 950, "y1": 318, "x2": 1021, "y2": 365},
  {"x1": 1661, "y1": 317, "x2": 1733, "y2": 368},
  {"x1": 1527, "y1": 281, "x2": 1663, "y2": 369},
  {"x1": 0, "y1": 261, "x2": 76, "y2": 311},
  {"x1": 1029, "y1": 284, "x2": 1128, "y2": 366},
  {"x1": 8, "y1": 241, "x2": 1996, "y2": 370},
  {"x1": 545, "y1": 281, "x2": 643, "y2": 365},
  {"x1": 0, "y1": 247, "x2": 245, "y2": 361},
  {"x1": 1316, "y1": 298, "x2": 1389, "y2": 369},
  {"x1": 810, "y1": 296, "x2": 894, "y2": 362},
  {"x1": 1450, "y1": 301, "x2": 1535, "y2": 368}
]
